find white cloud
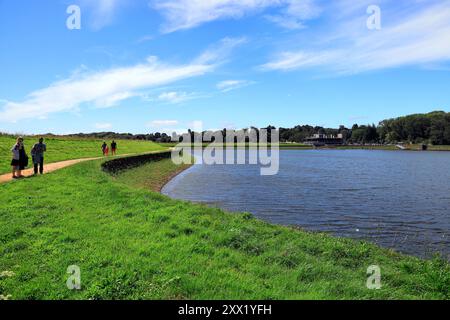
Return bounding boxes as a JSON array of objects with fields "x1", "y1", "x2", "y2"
[
  {"x1": 95, "y1": 91, "x2": 136, "y2": 108},
  {"x1": 265, "y1": 0, "x2": 321, "y2": 30},
  {"x1": 194, "y1": 37, "x2": 247, "y2": 65},
  {"x1": 157, "y1": 91, "x2": 201, "y2": 104},
  {"x1": 152, "y1": 0, "x2": 321, "y2": 33},
  {"x1": 262, "y1": 1, "x2": 450, "y2": 74},
  {"x1": 94, "y1": 122, "x2": 113, "y2": 129},
  {"x1": 146, "y1": 119, "x2": 204, "y2": 135},
  {"x1": 0, "y1": 60, "x2": 209, "y2": 122},
  {"x1": 148, "y1": 120, "x2": 179, "y2": 127},
  {"x1": 0, "y1": 38, "x2": 243, "y2": 122},
  {"x1": 217, "y1": 80, "x2": 254, "y2": 92},
  {"x1": 261, "y1": 51, "x2": 343, "y2": 71},
  {"x1": 80, "y1": 0, "x2": 124, "y2": 30}
]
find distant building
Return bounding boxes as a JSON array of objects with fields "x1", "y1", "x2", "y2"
[{"x1": 304, "y1": 133, "x2": 344, "y2": 146}]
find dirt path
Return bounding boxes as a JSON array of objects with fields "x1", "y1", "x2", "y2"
[
  {"x1": 0, "y1": 150, "x2": 172, "y2": 184},
  {"x1": 0, "y1": 157, "x2": 101, "y2": 184}
]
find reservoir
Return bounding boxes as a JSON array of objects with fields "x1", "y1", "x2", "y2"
[{"x1": 162, "y1": 150, "x2": 450, "y2": 259}]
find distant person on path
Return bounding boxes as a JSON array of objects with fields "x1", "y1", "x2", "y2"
[
  {"x1": 111, "y1": 140, "x2": 117, "y2": 155},
  {"x1": 31, "y1": 137, "x2": 47, "y2": 175},
  {"x1": 105, "y1": 144, "x2": 109, "y2": 156},
  {"x1": 10, "y1": 137, "x2": 23, "y2": 179},
  {"x1": 102, "y1": 142, "x2": 107, "y2": 156}
]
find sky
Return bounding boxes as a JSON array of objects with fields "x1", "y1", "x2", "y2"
[{"x1": 0, "y1": 0, "x2": 450, "y2": 135}]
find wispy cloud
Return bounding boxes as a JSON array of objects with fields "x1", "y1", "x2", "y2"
[
  {"x1": 147, "y1": 120, "x2": 179, "y2": 127},
  {"x1": 80, "y1": 0, "x2": 124, "y2": 30},
  {"x1": 194, "y1": 37, "x2": 247, "y2": 65},
  {"x1": 265, "y1": 0, "x2": 321, "y2": 30},
  {"x1": 261, "y1": 1, "x2": 450, "y2": 74},
  {"x1": 136, "y1": 35, "x2": 155, "y2": 44},
  {"x1": 217, "y1": 80, "x2": 255, "y2": 92},
  {"x1": 158, "y1": 91, "x2": 200, "y2": 104},
  {"x1": 94, "y1": 122, "x2": 113, "y2": 130},
  {"x1": 0, "y1": 58, "x2": 209, "y2": 122},
  {"x1": 152, "y1": 0, "x2": 321, "y2": 33},
  {"x1": 0, "y1": 38, "x2": 243, "y2": 122},
  {"x1": 146, "y1": 119, "x2": 204, "y2": 134}
]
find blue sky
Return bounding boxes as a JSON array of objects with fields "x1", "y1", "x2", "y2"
[{"x1": 1, "y1": 0, "x2": 450, "y2": 134}]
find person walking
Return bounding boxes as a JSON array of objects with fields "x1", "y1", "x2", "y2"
[
  {"x1": 31, "y1": 137, "x2": 47, "y2": 175},
  {"x1": 111, "y1": 140, "x2": 117, "y2": 155},
  {"x1": 10, "y1": 137, "x2": 23, "y2": 179},
  {"x1": 101, "y1": 142, "x2": 107, "y2": 156}
]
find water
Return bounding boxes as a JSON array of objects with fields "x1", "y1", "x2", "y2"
[{"x1": 162, "y1": 150, "x2": 450, "y2": 259}]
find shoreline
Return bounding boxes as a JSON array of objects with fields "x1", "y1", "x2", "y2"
[
  {"x1": 147, "y1": 154, "x2": 449, "y2": 262},
  {"x1": 158, "y1": 162, "x2": 193, "y2": 193},
  {"x1": 158, "y1": 143, "x2": 450, "y2": 152}
]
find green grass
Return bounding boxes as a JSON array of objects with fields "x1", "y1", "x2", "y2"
[
  {"x1": 0, "y1": 157, "x2": 449, "y2": 300},
  {"x1": 112, "y1": 156, "x2": 192, "y2": 192},
  {"x1": 0, "y1": 135, "x2": 166, "y2": 174},
  {"x1": 331, "y1": 145, "x2": 399, "y2": 150},
  {"x1": 159, "y1": 142, "x2": 450, "y2": 151},
  {"x1": 408, "y1": 144, "x2": 450, "y2": 151}
]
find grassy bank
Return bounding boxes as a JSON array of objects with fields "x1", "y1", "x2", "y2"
[
  {"x1": 0, "y1": 135, "x2": 166, "y2": 174},
  {"x1": 112, "y1": 155, "x2": 192, "y2": 192},
  {"x1": 0, "y1": 156, "x2": 449, "y2": 300}
]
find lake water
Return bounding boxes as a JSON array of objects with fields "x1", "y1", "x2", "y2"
[{"x1": 162, "y1": 150, "x2": 450, "y2": 259}]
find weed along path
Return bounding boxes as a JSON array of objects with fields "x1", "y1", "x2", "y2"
[{"x1": 0, "y1": 157, "x2": 101, "y2": 184}]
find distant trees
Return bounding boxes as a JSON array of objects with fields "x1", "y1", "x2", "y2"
[
  {"x1": 348, "y1": 124, "x2": 379, "y2": 144},
  {"x1": 278, "y1": 111, "x2": 450, "y2": 145},
  {"x1": 279, "y1": 125, "x2": 323, "y2": 143},
  {"x1": 64, "y1": 131, "x2": 172, "y2": 142},
  {"x1": 8, "y1": 111, "x2": 449, "y2": 145},
  {"x1": 378, "y1": 111, "x2": 450, "y2": 144}
]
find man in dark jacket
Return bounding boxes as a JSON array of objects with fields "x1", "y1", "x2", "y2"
[{"x1": 31, "y1": 137, "x2": 47, "y2": 175}]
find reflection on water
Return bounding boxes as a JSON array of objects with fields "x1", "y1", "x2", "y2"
[{"x1": 162, "y1": 150, "x2": 450, "y2": 259}]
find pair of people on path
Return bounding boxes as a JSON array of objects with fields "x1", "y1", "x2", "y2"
[
  {"x1": 11, "y1": 137, "x2": 46, "y2": 179},
  {"x1": 102, "y1": 140, "x2": 117, "y2": 156}
]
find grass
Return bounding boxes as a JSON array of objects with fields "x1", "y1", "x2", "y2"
[
  {"x1": 0, "y1": 156, "x2": 449, "y2": 300},
  {"x1": 112, "y1": 156, "x2": 192, "y2": 192},
  {"x1": 159, "y1": 142, "x2": 450, "y2": 151},
  {"x1": 408, "y1": 144, "x2": 450, "y2": 151},
  {"x1": 0, "y1": 135, "x2": 166, "y2": 174}
]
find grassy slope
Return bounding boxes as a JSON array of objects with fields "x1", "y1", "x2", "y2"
[
  {"x1": 0, "y1": 158, "x2": 449, "y2": 300},
  {"x1": 112, "y1": 158, "x2": 192, "y2": 192},
  {"x1": 0, "y1": 136, "x2": 166, "y2": 174}
]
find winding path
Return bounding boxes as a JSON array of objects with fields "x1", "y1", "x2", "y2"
[
  {"x1": 0, "y1": 157, "x2": 101, "y2": 184},
  {"x1": 0, "y1": 150, "x2": 173, "y2": 184}
]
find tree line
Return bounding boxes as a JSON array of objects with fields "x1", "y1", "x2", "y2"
[
  {"x1": 282, "y1": 111, "x2": 450, "y2": 144},
  {"x1": 5, "y1": 110, "x2": 448, "y2": 145}
]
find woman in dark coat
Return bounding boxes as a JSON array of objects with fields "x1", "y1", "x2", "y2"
[{"x1": 18, "y1": 138, "x2": 28, "y2": 171}]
